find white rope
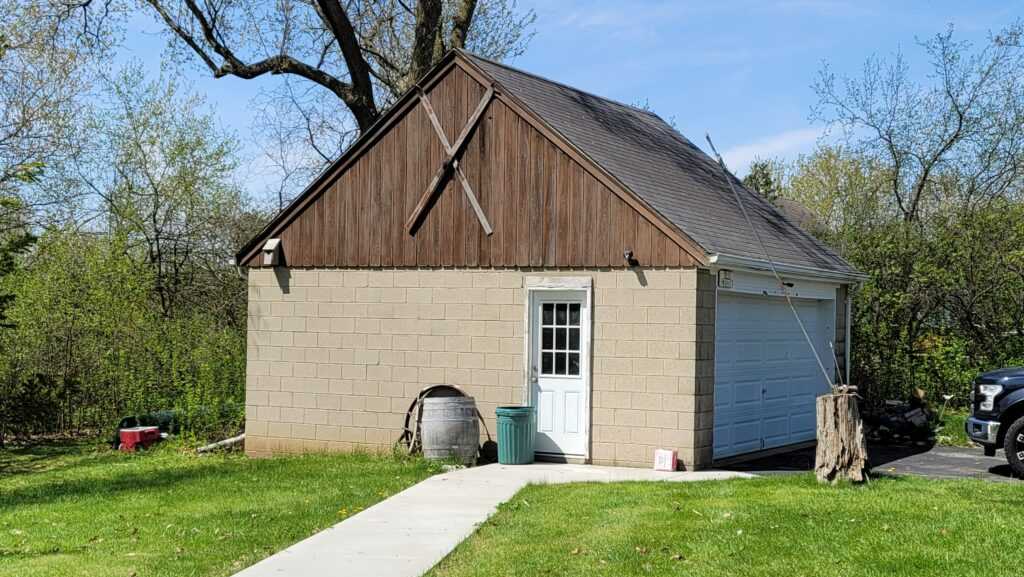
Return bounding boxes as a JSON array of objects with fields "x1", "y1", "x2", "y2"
[{"x1": 704, "y1": 134, "x2": 838, "y2": 392}]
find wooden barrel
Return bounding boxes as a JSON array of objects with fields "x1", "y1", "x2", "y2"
[{"x1": 421, "y1": 396, "x2": 480, "y2": 465}]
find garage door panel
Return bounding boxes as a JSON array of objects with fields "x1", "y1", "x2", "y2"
[
  {"x1": 716, "y1": 421, "x2": 761, "y2": 453},
  {"x1": 763, "y1": 342, "x2": 792, "y2": 361},
  {"x1": 762, "y1": 397, "x2": 790, "y2": 413},
  {"x1": 789, "y1": 413, "x2": 817, "y2": 441},
  {"x1": 762, "y1": 416, "x2": 790, "y2": 440},
  {"x1": 714, "y1": 292, "x2": 834, "y2": 460},
  {"x1": 733, "y1": 380, "x2": 762, "y2": 403}
]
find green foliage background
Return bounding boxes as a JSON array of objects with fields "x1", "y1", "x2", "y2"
[
  {"x1": 749, "y1": 149, "x2": 1024, "y2": 407},
  {"x1": 0, "y1": 68, "x2": 264, "y2": 445},
  {"x1": 0, "y1": 229, "x2": 248, "y2": 443}
]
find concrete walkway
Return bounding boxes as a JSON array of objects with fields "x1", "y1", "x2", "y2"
[{"x1": 234, "y1": 463, "x2": 754, "y2": 577}]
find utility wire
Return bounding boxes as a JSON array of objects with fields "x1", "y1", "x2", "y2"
[{"x1": 704, "y1": 134, "x2": 839, "y2": 393}]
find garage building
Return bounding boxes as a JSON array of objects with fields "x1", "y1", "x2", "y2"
[{"x1": 237, "y1": 50, "x2": 864, "y2": 469}]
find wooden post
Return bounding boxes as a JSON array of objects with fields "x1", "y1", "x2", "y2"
[{"x1": 815, "y1": 393, "x2": 869, "y2": 484}]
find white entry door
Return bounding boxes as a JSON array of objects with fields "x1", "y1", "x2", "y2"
[
  {"x1": 714, "y1": 292, "x2": 835, "y2": 460},
  {"x1": 530, "y1": 291, "x2": 589, "y2": 457}
]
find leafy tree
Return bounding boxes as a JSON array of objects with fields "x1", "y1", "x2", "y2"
[
  {"x1": 0, "y1": 68, "x2": 262, "y2": 444},
  {"x1": 74, "y1": 65, "x2": 257, "y2": 321},
  {"x1": 742, "y1": 158, "x2": 785, "y2": 202},
  {"x1": 813, "y1": 23, "x2": 1024, "y2": 223},
  {"x1": 780, "y1": 144, "x2": 1024, "y2": 404},
  {"x1": 0, "y1": 197, "x2": 35, "y2": 328},
  {"x1": 806, "y1": 23, "x2": 1024, "y2": 404}
]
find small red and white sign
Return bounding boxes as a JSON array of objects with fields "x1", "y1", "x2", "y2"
[{"x1": 653, "y1": 449, "x2": 678, "y2": 471}]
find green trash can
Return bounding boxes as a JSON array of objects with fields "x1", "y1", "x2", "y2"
[{"x1": 496, "y1": 406, "x2": 535, "y2": 465}]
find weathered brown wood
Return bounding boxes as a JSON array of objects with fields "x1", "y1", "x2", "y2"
[
  {"x1": 527, "y1": 117, "x2": 543, "y2": 267},
  {"x1": 452, "y1": 87, "x2": 494, "y2": 157},
  {"x1": 406, "y1": 86, "x2": 495, "y2": 236},
  {"x1": 453, "y1": 160, "x2": 492, "y2": 235},
  {"x1": 596, "y1": 172, "x2": 610, "y2": 267},
  {"x1": 544, "y1": 144, "x2": 557, "y2": 264},
  {"x1": 489, "y1": 99, "x2": 505, "y2": 266},
  {"x1": 815, "y1": 394, "x2": 869, "y2": 484},
  {"x1": 420, "y1": 89, "x2": 449, "y2": 150},
  {"x1": 507, "y1": 108, "x2": 522, "y2": 266},
  {"x1": 475, "y1": 76, "x2": 707, "y2": 266},
  {"x1": 314, "y1": 189, "x2": 325, "y2": 265},
  {"x1": 243, "y1": 59, "x2": 703, "y2": 269}
]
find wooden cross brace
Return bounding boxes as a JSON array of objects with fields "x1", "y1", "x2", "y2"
[{"x1": 405, "y1": 86, "x2": 495, "y2": 236}]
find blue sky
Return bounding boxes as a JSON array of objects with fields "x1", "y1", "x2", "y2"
[{"x1": 121, "y1": 1, "x2": 1018, "y2": 200}]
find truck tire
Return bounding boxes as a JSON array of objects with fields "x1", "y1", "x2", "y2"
[{"x1": 1004, "y1": 416, "x2": 1024, "y2": 478}]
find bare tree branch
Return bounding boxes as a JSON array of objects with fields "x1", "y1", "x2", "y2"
[
  {"x1": 408, "y1": 0, "x2": 441, "y2": 86},
  {"x1": 312, "y1": 0, "x2": 378, "y2": 129},
  {"x1": 450, "y1": 0, "x2": 477, "y2": 49}
]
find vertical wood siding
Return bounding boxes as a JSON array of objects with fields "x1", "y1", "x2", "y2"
[{"x1": 247, "y1": 64, "x2": 697, "y2": 268}]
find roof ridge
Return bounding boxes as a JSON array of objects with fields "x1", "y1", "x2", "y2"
[{"x1": 462, "y1": 50, "x2": 662, "y2": 120}]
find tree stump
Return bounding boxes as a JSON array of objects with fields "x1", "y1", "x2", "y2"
[{"x1": 815, "y1": 393, "x2": 869, "y2": 484}]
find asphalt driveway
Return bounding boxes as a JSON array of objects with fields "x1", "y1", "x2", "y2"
[{"x1": 725, "y1": 444, "x2": 1020, "y2": 483}]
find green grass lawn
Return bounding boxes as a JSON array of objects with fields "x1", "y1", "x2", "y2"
[
  {"x1": 0, "y1": 440, "x2": 443, "y2": 577},
  {"x1": 428, "y1": 475, "x2": 1022, "y2": 577}
]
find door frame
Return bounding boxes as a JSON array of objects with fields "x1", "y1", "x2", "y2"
[{"x1": 523, "y1": 276, "x2": 593, "y2": 460}]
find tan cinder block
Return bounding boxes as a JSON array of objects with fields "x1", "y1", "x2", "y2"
[
  {"x1": 304, "y1": 408, "x2": 329, "y2": 425},
  {"x1": 630, "y1": 392, "x2": 663, "y2": 411},
  {"x1": 330, "y1": 410, "x2": 354, "y2": 426},
  {"x1": 613, "y1": 409, "x2": 646, "y2": 427},
  {"x1": 246, "y1": 267, "x2": 715, "y2": 468},
  {"x1": 246, "y1": 420, "x2": 268, "y2": 437},
  {"x1": 267, "y1": 421, "x2": 290, "y2": 438},
  {"x1": 291, "y1": 423, "x2": 316, "y2": 439}
]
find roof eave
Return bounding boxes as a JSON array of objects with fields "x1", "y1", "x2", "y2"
[{"x1": 708, "y1": 253, "x2": 869, "y2": 283}]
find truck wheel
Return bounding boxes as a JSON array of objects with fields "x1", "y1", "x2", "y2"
[{"x1": 1005, "y1": 416, "x2": 1024, "y2": 478}]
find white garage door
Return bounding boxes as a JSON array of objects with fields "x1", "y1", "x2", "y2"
[{"x1": 714, "y1": 292, "x2": 835, "y2": 460}]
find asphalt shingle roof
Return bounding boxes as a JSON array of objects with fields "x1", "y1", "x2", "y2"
[{"x1": 467, "y1": 54, "x2": 856, "y2": 276}]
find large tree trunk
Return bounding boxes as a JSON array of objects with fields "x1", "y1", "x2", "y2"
[{"x1": 815, "y1": 393, "x2": 869, "y2": 484}]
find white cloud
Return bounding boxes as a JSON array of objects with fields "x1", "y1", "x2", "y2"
[{"x1": 721, "y1": 127, "x2": 823, "y2": 176}]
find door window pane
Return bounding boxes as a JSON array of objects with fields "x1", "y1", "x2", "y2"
[
  {"x1": 538, "y1": 299, "x2": 584, "y2": 377},
  {"x1": 555, "y1": 352, "x2": 567, "y2": 375}
]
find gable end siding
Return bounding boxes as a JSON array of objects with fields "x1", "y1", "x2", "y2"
[{"x1": 243, "y1": 60, "x2": 700, "y2": 268}]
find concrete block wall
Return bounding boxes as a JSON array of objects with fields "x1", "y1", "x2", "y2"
[
  {"x1": 678, "y1": 268, "x2": 716, "y2": 467},
  {"x1": 245, "y1": 267, "x2": 714, "y2": 469}
]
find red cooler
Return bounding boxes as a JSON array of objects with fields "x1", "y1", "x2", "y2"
[{"x1": 119, "y1": 426, "x2": 161, "y2": 451}]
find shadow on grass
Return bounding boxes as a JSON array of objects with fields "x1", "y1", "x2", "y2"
[
  {"x1": 0, "y1": 440, "x2": 120, "y2": 478},
  {"x1": 1, "y1": 446, "x2": 422, "y2": 510},
  {"x1": 0, "y1": 457, "x2": 251, "y2": 510}
]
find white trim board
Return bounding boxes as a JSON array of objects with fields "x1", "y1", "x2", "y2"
[
  {"x1": 714, "y1": 269, "x2": 839, "y2": 300},
  {"x1": 709, "y1": 253, "x2": 868, "y2": 283}
]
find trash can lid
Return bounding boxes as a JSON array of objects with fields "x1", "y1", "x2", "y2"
[{"x1": 495, "y1": 405, "x2": 534, "y2": 417}]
